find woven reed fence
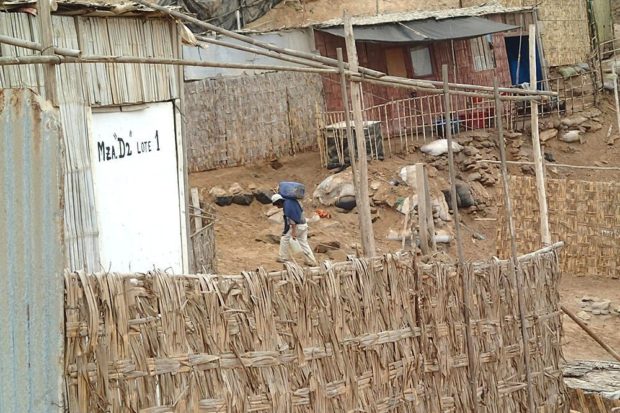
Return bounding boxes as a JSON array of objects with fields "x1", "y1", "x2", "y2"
[
  {"x1": 64, "y1": 250, "x2": 566, "y2": 412},
  {"x1": 497, "y1": 176, "x2": 620, "y2": 278}
]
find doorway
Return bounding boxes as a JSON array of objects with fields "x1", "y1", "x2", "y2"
[{"x1": 504, "y1": 35, "x2": 543, "y2": 89}]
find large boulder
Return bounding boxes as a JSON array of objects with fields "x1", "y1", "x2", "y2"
[
  {"x1": 442, "y1": 182, "x2": 475, "y2": 210},
  {"x1": 313, "y1": 171, "x2": 355, "y2": 206}
]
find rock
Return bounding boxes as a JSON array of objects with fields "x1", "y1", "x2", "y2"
[
  {"x1": 420, "y1": 139, "x2": 463, "y2": 156},
  {"x1": 521, "y1": 164, "x2": 535, "y2": 176},
  {"x1": 247, "y1": 183, "x2": 257, "y2": 191},
  {"x1": 432, "y1": 197, "x2": 451, "y2": 221},
  {"x1": 581, "y1": 295, "x2": 599, "y2": 302},
  {"x1": 209, "y1": 186, "x2": 227, "y2": 198},
  {"x1": 581, "y1": 107, "x2": 602, "y2": 118},
  {"x1": 270, "y1": 159, "x2": 283, "y2": 170},
  {"x1": 463, "y1": 146, "x2": 480, "y2": 156},
  {"x1": 254, "y1": 188, "x2": 275, "y2": 204},
  {"x1": 561, "y1": 115, "x2": 588, "y2": 127},
  {"x1": 582, "y1": 120, "x2": 603, "y2": 132},
  {"x1": 467, "y1": 172, "x2": 482, "y2": 182},
  {"x1": 335, "y1": 195, "x2": 356, "y2": 211},
  {"x1": 559, "y1": 130, "x2": 582, "y2": 143},
  {"x1": 591, "y1": 300, "x2": 611, "y2": 311},
  {"x1": 399, "y1": 165, "x2": 419, "y2": 188},
  {"x1": 370, "y1": 181, "x2": 382, "y2": 191},
  {"x1": 314, "y1": 241, "x2": 341, "y2": 254},
  {"x1": 505, "y1": 131, "x2": 522, "y2": 139},
  {"x1": 544, "y1": 152, "x2": 556, "y2": 163},
  {"x1": 229, "y1": 182, "x2": 244, "y2": 195},
  {"x1": 232, "y1": 193, "x2": 254, "y2": 206},
  {"x1": 214, "y1": 195, "x2": 233, "y2": 207},
  {"x1": 577, "y1": 311, "x2": 592, "y2": 321},
  {"x1": 540, "y1": 128, "x2": 558, "y2": 142},
  {"x1": 593, "y1": 309, "x2": 601, "y2": 315}
]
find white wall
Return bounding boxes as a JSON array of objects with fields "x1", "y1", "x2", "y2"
[
  {"x1": 89, "y1": 102, "x2": 184, "y2": 273},
  {"x1": 184, "y1": 29, "x2": 315, "y2": 80}
]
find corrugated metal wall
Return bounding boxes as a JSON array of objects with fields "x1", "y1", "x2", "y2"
[
  {"x1": 0, "y1": 89, "x2": 64, "y2": 413},
  {"x1": 0, "y1": 13, "x2": 181, "y2": 272}
]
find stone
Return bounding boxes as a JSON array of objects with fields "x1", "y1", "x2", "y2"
[
  {"x1": 255, "y1": 233, "x2": 281, "y2": 245},
  {"x1": 592, "y1": 309, "x2": 601, "y2": 315},
  {"x1": 559, "y1": 130, "x2": 581, "y2": 143},
  {"x1": 544, "y1": 152, "x2": 556, "y2": 163},
  {"x1": 270, "y1": 159, "x2": 283, "y2": 170},
  {"x1": 577, "y1": 311, "x2": 592, "y2": 321},
  {"x1": 228, "y1": 182, "x2": 244, "y2": 195},
  {"x1": 463, "y1": 146, "x2": 480, "y2": 156},
  {"x1": 232, "y1": 193, "x2": 254, "y2": 206},
  {"x1": 314, "y1": 241, "x2": 341, "y2": 254},
  {"x1": 561, "y1": 115, "x2": 588, "y2": 127},
  {"x1": 370, "y1": 180, "x2": 382, "y2": 191},
  {"x1": 254, "y1": 188, "x2": 275, "y2": 205},
  {"x1": 540, "y1": 128, "x2": 558, "y2": 142},
  {"x1": 335, "y1": 195, "x2": 356, "y2": 211},
  {"x1": 521, "y1": 164, "x2": 535, "y2": 176},
  {"x1": 209, "y1": 186, "x2": 227, "y2": 198},
  {"x1": 591, "y1": 300, "x2": 611, "y2": 311},
  {"x1": 214, "y1": 195, "x2": 233, "y2": 207},
  {"x1": 467, "y1": 172, "x2": 482, "y2": 182},
  {"x1": 504, "y1": 131, "x2": 522, "y2": 139},
  {"x1": 582, "y1": 120, "x2": 603, "y2": 132},
  {"x1": 247, "y1": 183, "x2": 257, "y2": 191}
]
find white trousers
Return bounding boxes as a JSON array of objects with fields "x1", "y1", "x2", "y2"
[{"x1": 279, "y1": 224, "x2": 317, "y2": 266}]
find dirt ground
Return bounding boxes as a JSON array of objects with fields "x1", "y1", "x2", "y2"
[{"x1": 190, "y1": 96, "x2": 620, "y2": 362}]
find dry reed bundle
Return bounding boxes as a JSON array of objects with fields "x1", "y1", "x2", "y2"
[{"x1": 65, "y1": 250, "x2": 566, "y2": 412}]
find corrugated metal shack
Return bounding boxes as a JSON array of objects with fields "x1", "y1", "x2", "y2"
[{"x1": 0, "y1": 0, "x2": 189, "y2": 273}]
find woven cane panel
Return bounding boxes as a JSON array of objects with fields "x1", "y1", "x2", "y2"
[
  {"x1": 498, "y1": 176, "x2": 620, "y2": 278},
  {"x1": 65, "y1": 252, "x2": 565, "y2": 412}
]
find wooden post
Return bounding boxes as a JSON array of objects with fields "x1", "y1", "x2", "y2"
[
  {"x1": 494, "y1": 78, "x2": 537, "y2": 413},
  {"x1": 336, "y1": 48, "x2": 360, "y2": 192},
  {"x1": 343, "y1": 13, "x2": 376, "y2": 257},
  {"x1": 38, "y1": 0, "x2": 58, "y2": 105},
  {"x1": 415, "y1": 163, "x2": 435, "y2": 255},
  {"x1": 612, "y1": 66, "x2": 620, "y2": 134},
  {"x1": 191, "y1": 188, "x2": 202, "y2": 233},
  {"x1": 561, "y1": 305, "x2": 620, "y2": 363},
  {"x1": 529, "y1": 24, "x2": 551, "y2": 246},
  {"x1": 442, "y1": 64, "x2": 479, "y2": 413}
]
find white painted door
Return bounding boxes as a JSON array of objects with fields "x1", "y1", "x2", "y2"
[{"x1": 90, "y1": 102, "x2": 184, "y2": 273}]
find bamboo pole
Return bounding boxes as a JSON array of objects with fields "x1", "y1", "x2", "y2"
[
  {"x1": 478, "y1": 159, "x2": 620, "y2": 171},
  {"x1": 0, "y1": 34, "x2": 81, "y2": 57},
  {"x1": 196, "y1": 35, "x2": 331, "y2": 70},
  {"x1": 131, "y1": 0, "x2": 386, "y2": 78},
  {"x1": 494, "y1": 78, "x2": 536, "y2": 413},
  {"x1": 529, "y1": 24, "x2": 551, "y2": 246},
  {"x1": 336, "y1": 48, "x2": 361, "y2": 201},
  {"x1": 561, "y1": 305, "x2": 620, "y2": 363},
  {"x1": 442, "y1": 64, "x2": 479, "y2": 413},
  {"x1": 38, "y1": 0, "x2": 57, "y2": 105},
  {"x1": 415, "y1": 163, "x2": 435, "y2": 255},
  {"x1": 344, "y1": 14, "x2": 376, "y2": 258},
  {"x1": 612, "y1": 66, "x2": 620, "y2": 134}
]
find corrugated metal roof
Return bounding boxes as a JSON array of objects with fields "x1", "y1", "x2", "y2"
[
  {"x1": 318, "y1": 3, "x2": 533, "y2": 27},
  {"x1": 0, "y1": 89, "x2": 64, "y2": 413}
]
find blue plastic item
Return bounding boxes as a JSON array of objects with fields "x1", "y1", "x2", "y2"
[{"x1": 278, "y1": 181, "x2": 305, "y2": 199}]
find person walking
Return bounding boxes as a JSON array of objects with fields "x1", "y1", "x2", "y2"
[{"x1": 271, "y1": 194, "x2": 317, "y2": 266}]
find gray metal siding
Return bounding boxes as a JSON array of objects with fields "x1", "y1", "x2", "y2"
[{"x1": 0, "y1": 89, "x2": 64, "y2": 413}]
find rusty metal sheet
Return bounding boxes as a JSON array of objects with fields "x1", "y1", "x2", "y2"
[{"x1": 0, "y1": 89, "x2": 64, "y2": 413}]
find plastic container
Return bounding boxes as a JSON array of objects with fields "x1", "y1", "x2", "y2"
[
  {"x1": 278, "y1": 181, "x2": 305, "y2": 199},
  {"x1": 289, "y1": 239, "x2": 302, "y2": 255}
]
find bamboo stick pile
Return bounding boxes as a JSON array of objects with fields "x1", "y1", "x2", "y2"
[
  {"x1": 497, "y1": 176, "x2": 620, "y2": 278},
  {"x1": 64, "y1": 250, "x2": 566, "y2": 412}
]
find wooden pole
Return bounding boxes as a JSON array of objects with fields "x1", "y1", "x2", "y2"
[
  {"x1": 612, "y1": 66, "x2": 620, "y2": 134},
  {"x1": 494, "y1": 78, "x2": 537, "y2": 413},
  {"x1": 561, "y1": 305, "x2": 620, "y2": 363},
  {"x1": 415, "y1": 163, "x2": 435, "y2": 255},
  {"x1": 0, "y1": 34, "x2": 81, "y2": 57},
  {"x1": 529, "y1": 24, "x2": 552, "y2": 246},
  {"x1": 478, "y1": 159, "x2": 620, "y2": 171},
  {"x1": 196, "y1": 35, "x2": 331, "y2": 70},
  {"x1": 38, "y1": 0, "x2": 57, "y2": 105},
  {"x1": 442, "y1": 64, "x2": 479, "y2": 413},
  {"x1": 344, "y1": 14, "x2": 376, "y2": 258},
  {"x1": 336, "y1": 48, "x2": 360, "y2": 195}
]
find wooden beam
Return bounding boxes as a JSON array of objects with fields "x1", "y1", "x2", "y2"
[
  {"x1": 529, "y1": 24, "x2": 551, "y2": 246},
  {"x1": 38, "y1": 0, "x2": 58, "y2": 105},
  {"x1": 336, "y1": 48, "x2": 360, "y2": 197},
  {"x1": 343, "y1": 14, "x2": 376, "y2": 258},
  {"x1": 415, "y1": 163, "x2": 435, "y2": 255},
  {"x1": 0, "y1": 34, "x2": 81, "y2": 57},
  {"x1": 561, "y1": 305, "x2": 620, "y2": 363},
  {"x1": 494, "y1": 77, "x2": 536, "y2": 413},
  {"x1": 612, "y1": 66, "x2": 620, "y2": 134},
  {"x1": 442, "y1": 64, "x2": 479, "y2": 413}
]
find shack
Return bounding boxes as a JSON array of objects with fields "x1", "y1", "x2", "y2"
[{"x1": 0, "y1": 1, "x2": 190, "y2": 273}]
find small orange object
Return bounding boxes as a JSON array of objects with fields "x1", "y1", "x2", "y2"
[{"x1": 315, "y1": 209, "x2": 331, "y2": 219}]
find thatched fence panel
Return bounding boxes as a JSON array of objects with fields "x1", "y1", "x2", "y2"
[
  {"x1": 185, "y1": 72, "x2": 323, "y2": 172},
  {"x1": 65, "y1": 251, "x2": 566, "y2": 412},
  {"x1": 497, "y1": 176, "x2": 620, "y2": 278}
]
